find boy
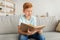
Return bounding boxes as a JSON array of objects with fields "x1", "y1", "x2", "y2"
[{"x1": 18, "y1": 2, "x2": 45, "y2": 40}]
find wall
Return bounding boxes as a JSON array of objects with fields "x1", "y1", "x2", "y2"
[
  {"x1": 14, "y1": 0, "x2": 60, "y2": 20},
  {"x1": 0, "y1": 0, "x2": 15, "y2": 15}
]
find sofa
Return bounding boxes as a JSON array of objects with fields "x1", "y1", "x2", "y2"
[{"x1": 0, "y1": 15, "x2": 60, "y2": 40}]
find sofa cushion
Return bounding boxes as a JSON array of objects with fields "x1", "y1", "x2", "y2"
[
  {"x1": 0, "y1": 15, "x2": 19, "y2": 34},
  {"x1": 0, "y1": 32, "x2": 60, "y2": 40},
  {"x1": 0, "y1": 34, "x2": 18, "y2": 40},
  {"x1": 36, "y1": 16, "x2": 58, "y2": 32},
  {"x1": 43, "y1": 32, "x2": 60, "y2": 40}
]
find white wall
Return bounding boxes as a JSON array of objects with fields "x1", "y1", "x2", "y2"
[{"x1": 14, "y1": 0, "x2": 60, "y2": 20}]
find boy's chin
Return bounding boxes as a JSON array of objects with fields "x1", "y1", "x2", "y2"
[{"x1": 27, "y1": 15, "x2": 31, "y2": 16}]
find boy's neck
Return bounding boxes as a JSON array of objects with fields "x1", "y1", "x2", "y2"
[{"x1": 24, "y1": 15, "x2": 31, "y2": 20}]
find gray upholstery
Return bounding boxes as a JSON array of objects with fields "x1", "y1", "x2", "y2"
[
  {"x1": 0, "y1": 15, "x2": 60, "y2": 40},
  {"x1": 36, "y1": 16, "x2": 58, "y2": 32},
  {"x1": 43, "y1": 32, "x2": 60, "y2": 40},
  {"x1": 0, "y1": 15, "x2": 19, "y2": 34},
  {"x1": 0, "y1": 32, "x2": 60, "y2": 40},
  {"x1": 0, "y1": 34, "x2": 18, "y2": 40}
]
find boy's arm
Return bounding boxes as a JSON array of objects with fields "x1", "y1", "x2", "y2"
[
  {"x1": 18, "y1": 25, "x2": 34, "y2": 35},
  {"x1": 18, "y1": 25, "x2": 27, "y2": 34},
  {"x1": 37, "y1": 30, "x2": 43, "y2": 34}
]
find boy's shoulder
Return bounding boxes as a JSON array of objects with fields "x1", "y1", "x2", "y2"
[
  {"x1": 31, "y1": 15, "x2": 36, "y2": 19},
  {"x1": 19, "y1": 15, "x2": 24, "y2": 18}
]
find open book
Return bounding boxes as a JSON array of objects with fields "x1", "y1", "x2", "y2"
[{"x1": 20, "y1": 23, "x2": 45, "y2": 33}]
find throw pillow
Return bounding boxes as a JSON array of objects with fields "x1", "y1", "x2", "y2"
[{"x1": 56, "y1": 22, "x2": 60, "y2": 32}]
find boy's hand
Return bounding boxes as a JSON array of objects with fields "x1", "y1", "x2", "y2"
[
  {"x1": 37, "y1": 30, "x2": 43, "y2": 34},
  {"x1": 27, "y1": 29, "x2": 37, "y2": 35}
]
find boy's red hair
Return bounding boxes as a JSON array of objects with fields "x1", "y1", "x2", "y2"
[{"x1": 23, "y1": 2, "x2": 32, "y2": 9}]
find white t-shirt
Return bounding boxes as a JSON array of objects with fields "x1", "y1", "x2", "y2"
[{"x1": 19, "y1": 15, "x2": 37, "y2": 27}]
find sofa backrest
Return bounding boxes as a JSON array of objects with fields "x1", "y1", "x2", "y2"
[
  {"x1": 36, "y1": 16, "x2": 58, "y2": 32},
  {"x1": 0, "y1": 15, "x2": 19, "y2": 34},
  {"x1": 0, "y1": 15, "x2": 58, "y2": 34}
]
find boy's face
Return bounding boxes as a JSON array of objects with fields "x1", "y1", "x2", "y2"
[{"x1": 23, "y1": 8, "x2": 32, "y2": 16}]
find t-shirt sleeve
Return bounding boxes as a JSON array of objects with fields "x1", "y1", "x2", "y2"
[
  {"x1": 18, "y1": 17, "x2": 22, "y2": 25},
  {"x1": 33, "y1": 17, "x2": 37, "y2": 26}
]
